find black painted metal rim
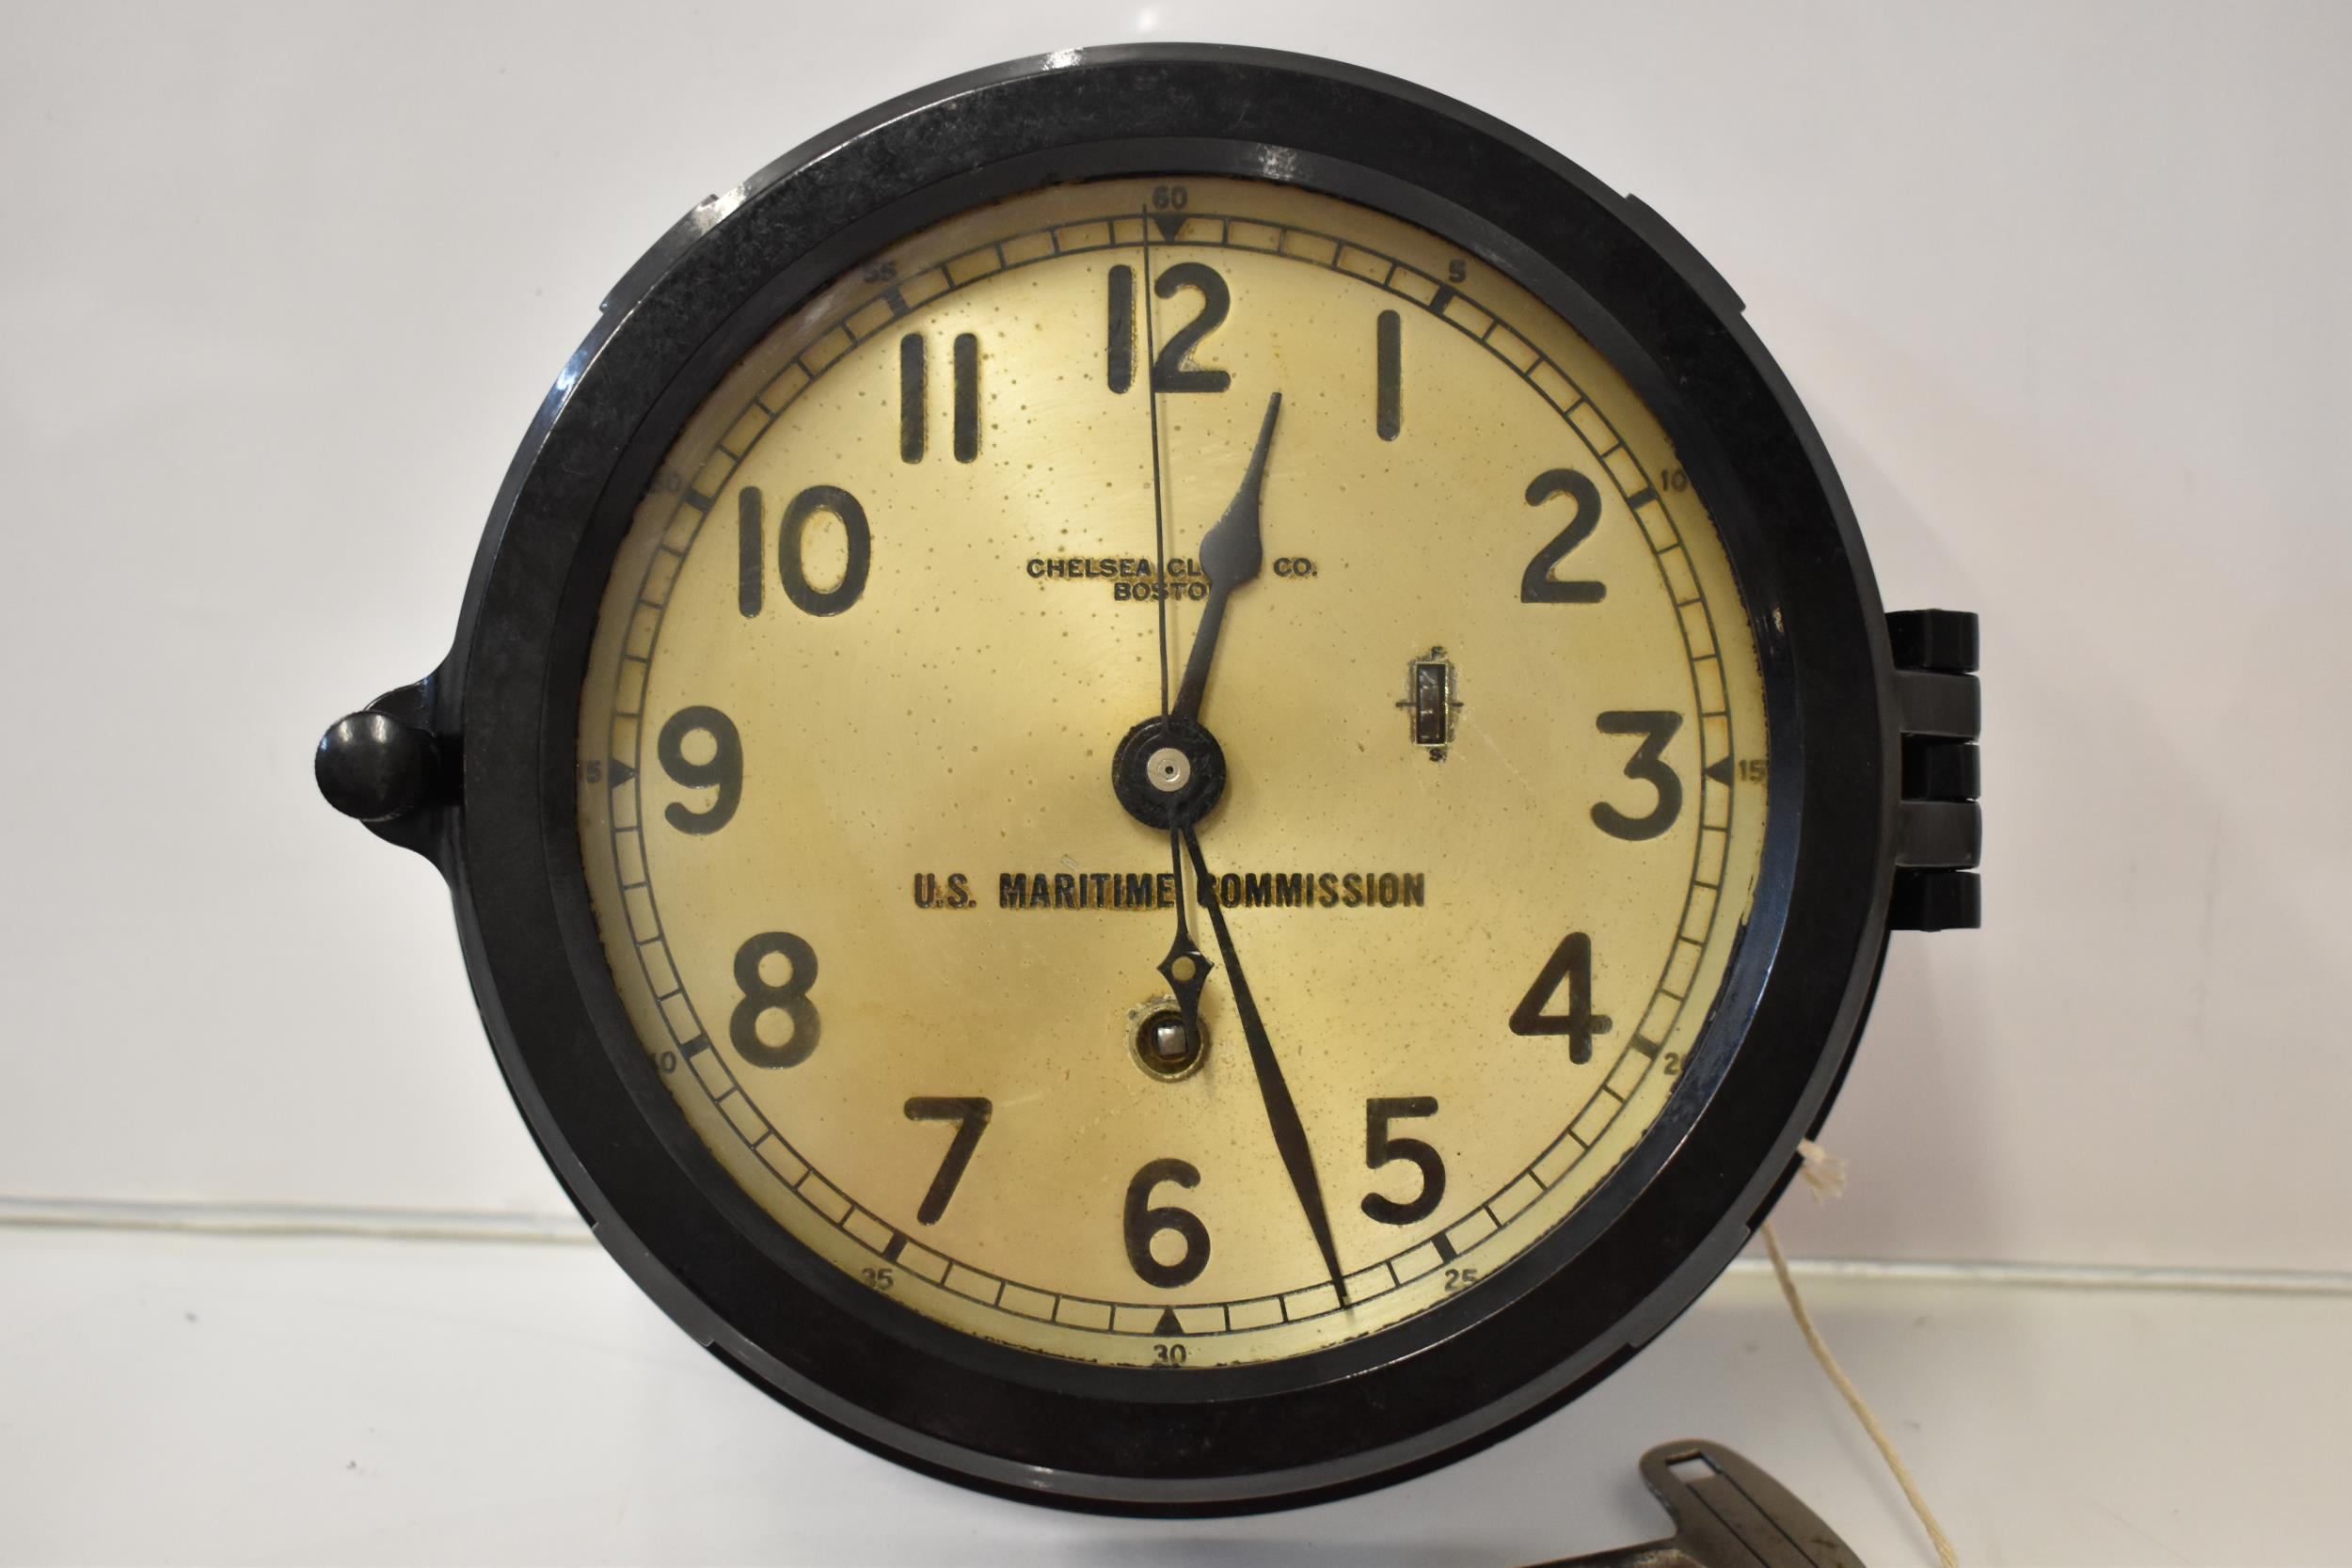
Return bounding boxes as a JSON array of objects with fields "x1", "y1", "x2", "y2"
[{"x1": 426, "y1": 43, "x2": 1898, "y2": 1513}]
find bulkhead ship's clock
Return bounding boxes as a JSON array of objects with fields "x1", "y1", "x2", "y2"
[{"x1": 316, "y1": 44, "x2": 1982, "y2": 1513}]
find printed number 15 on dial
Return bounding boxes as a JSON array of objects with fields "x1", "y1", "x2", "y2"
[{"x1": 576, "y1": 175, "x2": 1768, "y2": 1370}]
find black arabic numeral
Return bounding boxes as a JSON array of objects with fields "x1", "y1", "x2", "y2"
[
  {"x1": 1361, "y1": 1097, "x2": 1445, "y2": 1226},
  {"x1": 1151, "y1": 262, "x2": 1232, "y2": 394},
  {"x1": 898, "y1": 334, "x2": 927, "y2": 463},
  {"x1": 1106, "y1": 264, "x2": 1136, "y2": 393},
  {"x1": 1375, "y1": 309, "x2": 1402, "y2": 441},
  {"x1": 1509, "y1": 931, "x2": 1613, "y2": 1065},
  {"x1": 903, "y1": 1097, "x2": 992, "y2": 1225},
  {"x1": 1123, "y1": 1158, "x2": 1211, "y2": 1288},
  {"x1": 778, "y1": 483, "x2": 870, "y2": 615},
  {"x1": 730, "y1": 932, "x2": 820, "y2": 1069},
  {"x1": 737, "y1": 486, "x2": 763, "y2": 617},
  {"x1": 952, "y1": 332, "x2": 980, "y2": 463},
  {"x1": 1592, "y1": 710, "x2": 1684, "y2": 841},
  {"x1": 901, "y1": 331, "x2": 981, "y2": 463},
  {"x1": 1519, "y1": 467, "x2": 1607, "y2": 603},
  {"x1": 655, "y1": 705, "x2": 741, "y2": 834},
  {"x1": 737, "y1": 484, "x2": 870, "y2": 618}
]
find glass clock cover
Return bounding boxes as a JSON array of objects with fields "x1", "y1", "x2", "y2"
[{"x1": 315, "y1": 45, "x2": 1981, "y2": 1512}]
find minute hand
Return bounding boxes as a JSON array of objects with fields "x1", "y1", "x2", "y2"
[
  {"x1": 1182, "y1": 825, "x2": 1347, "y2": 1297},
  {"x1": 1171, "y1": 392, "x2": 1282, "y2": 723}
]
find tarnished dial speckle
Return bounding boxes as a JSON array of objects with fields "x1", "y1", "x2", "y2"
[{"x1": 575, "y1": 177, "x2": 1768, "y2": 1370}]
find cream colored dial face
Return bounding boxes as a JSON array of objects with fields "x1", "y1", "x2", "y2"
[{"x1": 577, "y1": 178, "x2": 1768, "y2": 1370}]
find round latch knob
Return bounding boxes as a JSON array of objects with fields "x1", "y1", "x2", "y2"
[{"x1": 316, "y1": 710, "x2": 439, "y2": 824}]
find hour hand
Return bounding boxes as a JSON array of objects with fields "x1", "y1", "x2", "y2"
[
  {"x1": 1155, "y1": 829, "x2": 1214, "y2": 1052},
  {"x1": 1171, "y1": 392, "x2": 1282, "y2": 722}
]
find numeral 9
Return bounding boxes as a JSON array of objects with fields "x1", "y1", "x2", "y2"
[{"x1": 657, "y1": 706, "x2": 741, "y2": 833}]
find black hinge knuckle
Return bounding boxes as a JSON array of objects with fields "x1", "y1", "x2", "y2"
[
  {"x1": 1897, "y1": 801, "x2": 1980, "y2": 868},
  {"x1": 1886, "y1": 610, "x2": 1980, "y2": 930},
  {"x1": 1901, "y1": 734, "x2": 1979, "y2": 800},
  {"x1": 1889, "y1": 869, "x2": 1979, "y2": 933},
  {"x1": 1887, "y1": 607, "x2": 1978, "y2": 673},
  {"x1": 1894, "y1": 669, "x2": 1979, "y2": 737}
]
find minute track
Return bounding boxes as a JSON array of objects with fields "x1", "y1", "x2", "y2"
[{"x1": 578, "y1": 176, "x2": 1765, "y2": 1373}]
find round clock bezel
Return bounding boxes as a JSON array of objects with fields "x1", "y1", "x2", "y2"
[{"x1": 428, "y1": 44, "x2": 1898, "y2": 1513}]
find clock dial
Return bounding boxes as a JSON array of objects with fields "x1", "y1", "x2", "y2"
[{"x1": 575, "y1": 176, "x2": 1769, "y2": 1370}]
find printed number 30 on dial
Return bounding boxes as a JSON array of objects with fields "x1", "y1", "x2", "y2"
[{"x1": 577, "y1": 173, "x2": 1768, "y2": 1370}]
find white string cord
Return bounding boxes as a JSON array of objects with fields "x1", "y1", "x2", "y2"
[{"x1": 1763, "y1": 1139, "x2": 1961, "y2": 1568}]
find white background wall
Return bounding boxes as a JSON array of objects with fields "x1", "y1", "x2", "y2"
[{"x1": 4, "y1": 0, "x2": 2346, "y2": 1277}]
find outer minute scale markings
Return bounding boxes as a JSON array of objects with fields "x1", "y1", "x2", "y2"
[{"x1": 579, "y1": 184, "x2": 1760, "y2": 1367}]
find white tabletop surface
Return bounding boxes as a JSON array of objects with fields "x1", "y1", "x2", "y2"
[{"x1": 3, "y1": 1223, "x2": 2339, "y2": 1566}]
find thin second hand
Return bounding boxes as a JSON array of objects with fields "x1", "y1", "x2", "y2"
[
  {"x1": 1138, "y1": 208, "x2": 1195, "y2": 934},
  {"x1": 1140, "y1": 206, "x2": 1174, "y2": 721}
]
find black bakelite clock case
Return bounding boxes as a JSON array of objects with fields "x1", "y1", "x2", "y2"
[{"x1": 362, "y1": 46, "x2": 1919, "y2": 1513}]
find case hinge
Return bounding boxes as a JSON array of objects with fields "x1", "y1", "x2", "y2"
[{"x1": 1887, "y1": 610, "x2": 1980, "y2": 931}]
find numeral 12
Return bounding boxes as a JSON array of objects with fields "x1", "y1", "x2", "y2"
[{"x1": 1106, "y1": 262, "x2": 1232, "y2": 394}]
